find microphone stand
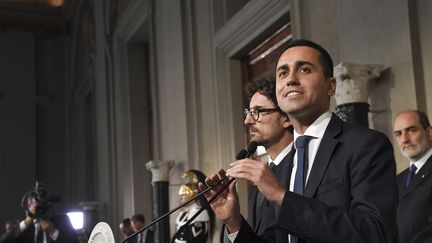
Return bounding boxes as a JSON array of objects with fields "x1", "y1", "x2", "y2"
[
  {"x1": 120, "y1": 176, "x2": 231, "y2": 243},
  {"x1": 169, "y1": 143, "x2": 257, "y2": 243},
  {"x1": 122, "y1": 142, "x2": 257, "y2": 243},
  {"x1": 169, "y1": 177, "x2": 235, "y2": 243}
]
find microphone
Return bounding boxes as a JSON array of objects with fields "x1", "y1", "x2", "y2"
[
  {"x1": 236, "y1": 149, "x2": 248, "y2": 160},
  {"x1": 245, "y1": 141, "x2": 258, "y2": 158},
  {"x1": 121, "y1": 142, "x2": 258, "y2": 243},
  {"x1": 169, "y1": 141, "x2": 258, "y2": 243}
]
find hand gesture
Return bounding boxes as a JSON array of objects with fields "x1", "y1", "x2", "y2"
[
  {"x1": 198, "y1": 169, "x2": 242, "y2": 233},
  {"x1": 226, "y1": 158, "x2": 286, "y2": 205}
]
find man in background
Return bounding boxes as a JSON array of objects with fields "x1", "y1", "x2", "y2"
[
  {"x1": 131, "y1": 214, "x2": 154, "y2": 243},
  {"x1": 4, "y1": 220, "x2": 18, "y2": 233},
  {"x1": 242, "y1": 73, "x2": 293, "y2": 235},
  {"x1": 119, "y1": 218, "x2": 135, "y2": 239},
  {"x1": 393, "y1": 110, "x2": 432, "y2": 243}
]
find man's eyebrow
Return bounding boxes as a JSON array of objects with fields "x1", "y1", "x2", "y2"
[
  {"x1": 250, "y1": 105, "x2": 264, "y2": 110},
  {"x1": 394, "y1": 125, "x2": 417, "y2": 133},
  {"x1": 296, "y1": 60, "x2": 315, "y2": 67},
  {"x1": 276, "y1": 60, "x2": 315, "y2": 72},
  {"x1": 404, "y1": 125, "x2": 417, "y2": 131},
  {"x1": 276, "y1": 64, "x2": 288, "y2": 72}
]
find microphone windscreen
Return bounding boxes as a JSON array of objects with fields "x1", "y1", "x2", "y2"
[
  {"x1": 247, "y1": 141, "x2": 258, "y2": 155},
  {"x1": 235, "y1": 149, "x2": 248, "y2": 160}
]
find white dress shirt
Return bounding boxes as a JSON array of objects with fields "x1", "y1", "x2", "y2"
[
  {"x1": 289, "y1": 111, "x2": 332, "y2": 192},
  {"x1": 409, "y1": 147, "x2": 432, "y2": 174}
]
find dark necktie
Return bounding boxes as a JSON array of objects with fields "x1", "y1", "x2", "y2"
[
  {"x1": 405, "y1": 164, "x2": 417, "y2": 188},
  {"x1": 292, "y1": 136, "x2": 312, "y2": 243},
  {"x1": 294, "y1": 136, "x2": 312, "y2": 195}
]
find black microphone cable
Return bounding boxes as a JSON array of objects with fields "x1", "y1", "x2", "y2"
[
  {"x1": 169, "y1": 142, "x2": 258, "y2": 243},
  {"x1": 121, "y1": 142, "x2": 258, "y2": 243}
]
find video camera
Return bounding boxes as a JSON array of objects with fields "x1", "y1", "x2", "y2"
[{"x1": 21, "y1": 181, "x2": 60, "y2": 220}]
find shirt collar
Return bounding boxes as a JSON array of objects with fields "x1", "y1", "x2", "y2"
[
  {"x1": 269, "y1": 142, "x2": 293, "y2": 166},
  {"x1": 410, "y1": 147, "x2": 432, "y2": 172},
  {"x1": 293, "y1": 111, "x2": 332, "y2": 149}
]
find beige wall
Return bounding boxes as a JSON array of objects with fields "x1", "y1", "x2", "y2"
[
  {"x1": 294, "y1": 0, "x2": 432, "y2": 173},
  {"x1": 415, "y1": 0, "x2": 432, "y2": 116}
]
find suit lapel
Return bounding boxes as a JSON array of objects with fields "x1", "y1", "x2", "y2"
[
  {"x1": 400, "y1": 156, "x2": 432, "y2": 201},
  {"x1": 247, "y1": 186, "x2": 258, "y2": 229},
  {"x1": 274, "y1": 146, "x2": 295, "y2": 216},
  {"x1": 255, "y1": 188, "x2": 265, "y2": 232},
  {"x1": 278, "y1": 147, "x2": 296, "y2": 188},
  {"x1": 304, "y1": 114, "x2": 341, "y2": 198},
  {"x1": 397, "y1": 170, "x2": 409, "y2": 200}
]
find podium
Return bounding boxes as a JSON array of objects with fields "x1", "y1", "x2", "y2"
[{"x1": 88, "y1": 222, "x2": 115, "y2": 243}]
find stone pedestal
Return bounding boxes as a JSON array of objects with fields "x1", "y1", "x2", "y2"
[
  {"x1": 146, "y1": 160, "x2": 174, "y2": 243},
  {"x1": 334, "y1": 62, "x2": 383, "y2": 127}
]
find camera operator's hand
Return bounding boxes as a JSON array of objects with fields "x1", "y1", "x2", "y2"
[
  {"x1": 40, "y1": 218, "x2": 56, "y2": 235},
  {"x1": 23, "y1": 202, "x2": 37, "y2": 226}
]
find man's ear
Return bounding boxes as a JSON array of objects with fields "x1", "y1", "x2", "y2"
[
  {"x1": 281, "y1": 115, "x2": 292, "y2": 128},
  {"x1": 427, "y1": 126, "x2": 432, "y2": 142},
  {"x1": 327, "y1": 77, "x2": 336, "y2": 96}
]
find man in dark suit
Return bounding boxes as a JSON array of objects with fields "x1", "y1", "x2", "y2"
[
  {"x1": 200, "y1": 39, "x2": 397, "y2": 243},
  {"x1": 131, "y1": 214, "x2": 154, "y2": 243},
  {"x1": 393, "y1": 110, "x2": 432, "y2": 243},
  {"x1": 119, "y1": 218, "x2": 135, "y2": 239},
  {"x1": 242, "y1": 73, "x2": 293, "y2": 235}
]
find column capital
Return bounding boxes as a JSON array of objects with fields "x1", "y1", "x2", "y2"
[
  {"x1": 146, "y1": 160, "x2": 175, "y2": 182},
  {"x1": 334, "y1": 62, "x2": 384, "y2": 105}
]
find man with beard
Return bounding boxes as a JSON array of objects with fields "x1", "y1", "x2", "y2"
[
  {"x1": 242, "y1": 73, "x2": 293, "y2": 236},
  {"x1": 393, "y1": 110, "x2": 432, "y2": 243}
]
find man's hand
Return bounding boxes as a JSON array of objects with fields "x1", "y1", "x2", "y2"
[
  {"x1": 198, "y1": 169, "x2": 242, "y2": 233},
  {"x1": 226, "y1": 158, "x2": 286, "y2": 205},
  {"x1": 40, "y1": 218, "x2": 56, "y2": 234}
]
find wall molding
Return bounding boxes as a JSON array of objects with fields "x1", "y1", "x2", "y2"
[{"x1": 211, "y1": 0, "x2": 290, "y2": 165}]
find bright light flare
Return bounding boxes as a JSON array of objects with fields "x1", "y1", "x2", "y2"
[{"x1": 67, "y1": 211, "x2": 84, "y2": 230}]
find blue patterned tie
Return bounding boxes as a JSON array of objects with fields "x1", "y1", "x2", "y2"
[
  {"x1": 405, "y1": 164, "x2": 417, "y2": 188},
  {"x1": 291, "y1": 136, "x2": 312, "y2": 243},
  {"x1": 294, "y1": 136, "x2": 313, "y2": 195}
]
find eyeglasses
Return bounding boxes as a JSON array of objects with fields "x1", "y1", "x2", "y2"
[{"x1": 244, "y1": 108, "x2": 280, "y2": 121}]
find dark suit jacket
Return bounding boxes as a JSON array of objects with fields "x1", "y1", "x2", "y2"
[
  {"x1": 247, "y1": 186, "x2": 260, "y2": 232},
  {"x1": 397, "y1": 154, "x2": 432, "y2": 243},
  {"x1": 143, "y1": 229, "x2": 154, "y2": 243},
  {"x1": 247, "y1": 151, "x2": 294, "y2": 236},
  {"x1": 124, "y1": 229, "x2": 154, "y2": 243},
  {"x1": 232, "y1": 114, "x2": 398, "y2": 243}
]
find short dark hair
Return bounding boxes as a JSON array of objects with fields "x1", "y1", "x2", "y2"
[
  {"x1": 416, "y1": 111, "x2": 430, "y2": 129},
  {"x1": 131, "y1": 214, "x2": 145, "y2": 223},
  {"x1": 284, "y1": 39, "x2": 334, "y2": 78},
  {"x1": 245, "y1": 73, "x2": 293, "y2": 133},
  {"x1": 121, "y1": 218, "x2": 131, "y2": 226},
  {"x1": 245, "y1": 72, "x2": 279, "y2": 109}
]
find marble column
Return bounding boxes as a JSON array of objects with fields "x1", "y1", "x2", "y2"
[
  {"x1": 146, "y1": 160, "x2": 174, "y2": 243},
  {"x1": 334, "y1": 62, "x2": 384, "y2": 127}
]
